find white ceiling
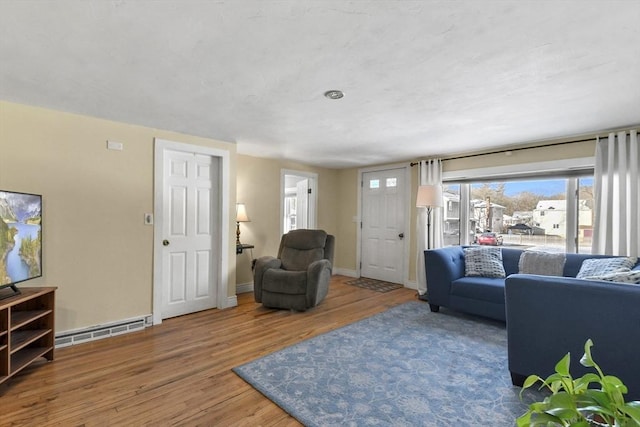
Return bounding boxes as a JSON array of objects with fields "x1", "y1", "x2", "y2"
[{"x1": 1, "y1": 1, "x2": 639, "y2": 168}]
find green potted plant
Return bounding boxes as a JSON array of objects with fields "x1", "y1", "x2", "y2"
[{"x1": 517, "y1": 339, "x2": 640, "y2": 427}]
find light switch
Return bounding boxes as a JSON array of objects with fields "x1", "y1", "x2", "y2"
[{"x1": 107, "y1": 140, "x2": 124, "y2": 151}]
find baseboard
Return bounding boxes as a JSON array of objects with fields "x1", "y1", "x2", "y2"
[
  {"x1": 236, "y1": 282, "x2": 254, "y2": 294},
  {"x1": 226, "y1": 295, "x2": 238, "y2": 307},
  {"x1": 334, "y1": 268, "x2": 357, "y2": 277},
  {"x1": 55, "y1": 314, "x2": 152, "y2": 348},
  {"x1": 404, "y1": 280, "x2": 417, "y2": 290}
]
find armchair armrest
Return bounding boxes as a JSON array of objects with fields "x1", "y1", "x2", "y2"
[
  {"x1": 253, "y1": 256, "x2": 282, "y2": 302},
  {"x1": 306, "y1": 259, "x2": 332, "y2": 306}
]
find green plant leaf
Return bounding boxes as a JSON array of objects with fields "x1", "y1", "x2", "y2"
[
  {"x1": 555, "y1": 352, "x2": 571, "y2": 376},
  {"x1": 516, "y1": 411, "x2": 531, "y2": 427},
  {"x1": 580, "y1": 338, "x2": 595, "y2": 368},
  {"x1": 517, "y1": 340, "x2": 639, "y2": 427},
  {"x1": 581, "y1": 389, "x2": 608, "y2": 403},
  {"x1": 621, "y1": 402, "x2": 640, "y2": 424},
  {"x1": 602, "y1": 375, "x2": 628, "y2": 393},
  {"x1": 579, "y1": 405, "x2": 614, "y2": 417},
  {"x1": 574, "y1": 373, "x2": 600, "y2": 391},
  {"x1": 530, "y1": 412, "x2": 564, "y2": 426},
  {"x1": 545, "y1": 392, "x2": 579, "y2": 420},
  {"x1": 522, "y1": 375, "x2": 543, "y2": 390}
]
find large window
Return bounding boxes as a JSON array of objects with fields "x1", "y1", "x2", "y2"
[{"x1": 442, "y1": 177, "x2": 593, "y2": 253}]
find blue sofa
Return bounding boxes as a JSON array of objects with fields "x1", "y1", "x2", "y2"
[
  {"x1": 423, "y1": 245, "x2": 640, "y2": 399},
  {"x1": 505, "y1": 273, "x2": 640, "y2": 400},
  {"x1": 423, "y1": 246, "x2": 635, "y2": 321}
]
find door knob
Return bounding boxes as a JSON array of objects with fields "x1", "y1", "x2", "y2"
[
  {"x1": 163, "y1": 239, "x2": 170, "y2": 246},
  {"x1": 398, "y1": 233, "x2": 404, "y2": 239}
]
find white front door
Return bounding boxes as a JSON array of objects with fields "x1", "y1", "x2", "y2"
[
  {"x1": 361, "y1": 168, "x2": 406, "y2": 283},
  {"x1": 161, "y1": 149, "x2": 219, "y2": 319}
]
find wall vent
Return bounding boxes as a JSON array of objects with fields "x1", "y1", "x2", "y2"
[{"x1": 55, "y1": 315, "x2": 150, "y2": 348}]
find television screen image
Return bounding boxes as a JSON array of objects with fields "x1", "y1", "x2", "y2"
[{"x1": 0, "y1": 190, "x2": 42, "y2": 297}]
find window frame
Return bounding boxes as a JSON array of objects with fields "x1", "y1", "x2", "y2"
[{"x1": 441, "y1": 157, "x2": 594, "y2": 253}]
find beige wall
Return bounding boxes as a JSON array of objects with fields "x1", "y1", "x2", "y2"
[
  {"x1": 0, "y1": 101, "x2": 237, "y2": 332},
  {"x1": 334, "y1": 168, "x2": 359, "y2": 273},
  {"x1": 235, "y1": 154, "x2": 341, "y2": 285}
]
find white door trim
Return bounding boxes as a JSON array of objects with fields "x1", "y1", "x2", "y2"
[
  {"x1": 153, "y1": 138, "x2": 230, "y2": 325},
  {"x1": 280, "y1": 169, "x2": 318, "y2": 236},
  {"x1": 357, "y1": 163, "x2": 411, "y2": 285}
]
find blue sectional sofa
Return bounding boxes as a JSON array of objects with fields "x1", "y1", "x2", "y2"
[
  {"x1": 423, "y1": 245, "x2": 640, "y2": 399},
  {"x1": 423, "y1": 246, "x2": 637, "y2": 321}
]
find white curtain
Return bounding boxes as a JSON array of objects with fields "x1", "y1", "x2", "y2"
[
  {"x1": 592, "y1": 130, "x2": 639, "y2": 257},
  {"x1": 416, "y1": 159, "x2": 443, "y2": 295}
]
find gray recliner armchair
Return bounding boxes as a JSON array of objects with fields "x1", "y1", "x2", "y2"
[{"x1": 253, "y1": 229, "x2": 335, "y2": 311}]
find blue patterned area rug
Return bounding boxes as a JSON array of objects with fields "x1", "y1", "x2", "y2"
[{"x1": 233, "y1": 302, "x2": 541, "y2": 426}]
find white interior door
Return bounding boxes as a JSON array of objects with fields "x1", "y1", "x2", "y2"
[
  {"x1": 296, "y1": 179, "x2": 309, "y2": 229},
  {"x1": 361, "y1": 168, "x2": 406, "y2": 283},
  {"x1": 282, "y1": 171, "x2": 317, "y2": 235},
  {"x1": 161, "y1": 150, "x2": 219, "y2": 319}
]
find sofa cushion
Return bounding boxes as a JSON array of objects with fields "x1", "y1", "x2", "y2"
[
  {"x1": 451, "y1": 277, "x2": 506, "y2": 303},
  {"x1": 576, "y1": 256, "x2": 638, "y2": 279},
  {"x1": 463, "y1": 247, "x2": 506, "y2": 278},
  {"x1": 502, "y1": 248, "x2": 525, "y2": 275},
  {"x1": 583, "y1": 270, "x2": 640, "y2": 284},
  {"x1": 518, "y1": 251, "x2": 566, "y2": 276}
]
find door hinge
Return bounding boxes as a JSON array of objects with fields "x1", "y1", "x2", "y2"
[{"x1": 308, "y1": 188, "x2": 312, "y2": 194}]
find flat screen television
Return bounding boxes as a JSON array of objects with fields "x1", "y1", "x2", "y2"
[{"x1": 0, "y1": 190, "x2": 42, "y2": 299}]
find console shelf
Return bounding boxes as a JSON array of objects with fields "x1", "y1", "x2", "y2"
[{"x1": 0, "y1": 287, "x2": 56, "y2": 385}]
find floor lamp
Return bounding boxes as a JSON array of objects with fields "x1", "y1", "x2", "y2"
[{"x1": 416, "y1": 184, "x2": 443, "y2": 250}]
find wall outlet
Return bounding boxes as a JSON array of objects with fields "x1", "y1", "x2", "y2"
[{"x1": 144, "y1": 213, "x2": 153, "y2": 225}]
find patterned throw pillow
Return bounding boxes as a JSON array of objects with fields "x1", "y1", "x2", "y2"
[
  {"x1": 584, "y1": 270, "x2": 640, "y2": 284},
  {"x1": 576, "y1": 257, "x2": 638, "y2": 279},
  {"x1": 464, "y1": 247, "x2": 506, "y2": 278},
  {"x1": 518, "y1": 251, "x2": 566, "y2": 276}
]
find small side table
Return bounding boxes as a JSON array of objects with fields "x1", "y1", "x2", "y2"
[
  {"x1": 236, "y1": 243, "x2": 254, "y2": 255},
  {"x1": 236, "y1": 243, "x2": 256, "y2": 271}
]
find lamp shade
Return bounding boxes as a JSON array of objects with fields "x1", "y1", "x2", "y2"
[
  {"x1": 236, "y1": 203, "x2": 250, "y2": 222},
  {"x1": 416, "y1": 184, "x2": 443, "y2": 208}
]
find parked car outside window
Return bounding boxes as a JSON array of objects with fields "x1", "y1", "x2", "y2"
[{"x1": 475, "y1": 232, "x2": 504, "y2": 246}]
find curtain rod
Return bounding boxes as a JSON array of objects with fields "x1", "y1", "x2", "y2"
[{"x1": 410, "y1": 137, "x2": 596, "y2": 167}]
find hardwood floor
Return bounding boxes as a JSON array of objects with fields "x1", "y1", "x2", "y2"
[{"x1": 0, "y1": 276, "x2": 417, "y2": 426}]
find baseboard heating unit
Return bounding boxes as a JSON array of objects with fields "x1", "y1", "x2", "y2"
[{"x1": 55, "y1": 315, "x2": 152, "y2": 348}]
